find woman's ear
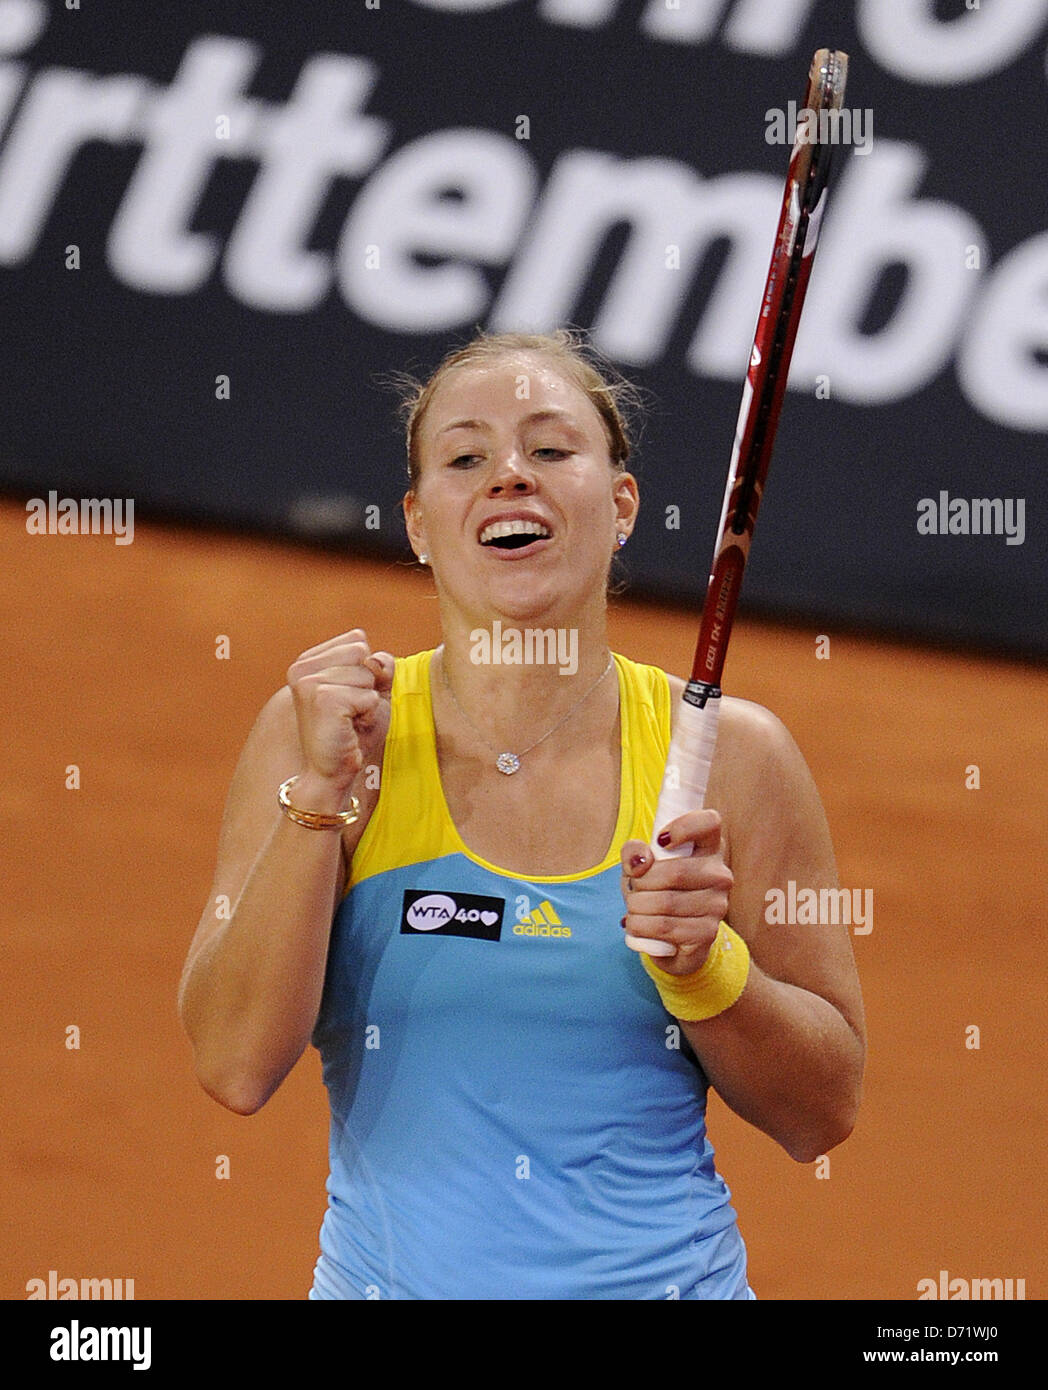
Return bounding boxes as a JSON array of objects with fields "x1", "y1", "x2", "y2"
[
  {"x1": 613, "y1": 471, "x2": 640, "y2": 538},
  {"x1": 403, "y1": 489, "x2": 425, "y2": 555}
]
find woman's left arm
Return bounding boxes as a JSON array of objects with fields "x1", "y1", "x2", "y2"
[{"x1": 622, "y1": 697, "x2": 866, "y2": 1164}]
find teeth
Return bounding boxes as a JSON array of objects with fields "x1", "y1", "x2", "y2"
[{"x1": 479, "y1": 519, "x2": 551, "y2": 544}]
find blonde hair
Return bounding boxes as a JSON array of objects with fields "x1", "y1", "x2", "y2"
[{"x1": 381, "y1": 327, "x2": 647, "y2": 488}]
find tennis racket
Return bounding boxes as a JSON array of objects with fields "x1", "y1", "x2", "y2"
[{"x1": 625, "y1": 48, "x2": 849, "y2": 957}]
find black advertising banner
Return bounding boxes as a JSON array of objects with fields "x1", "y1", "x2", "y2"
[{"x1": 1, "y1": 0, "x2": 1045, "y2": 653}]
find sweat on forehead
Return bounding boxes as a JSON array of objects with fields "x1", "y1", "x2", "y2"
[
  {"x1": 417, "y1": 356, "x2": 611, "y2": 462},
  {"x1": 429, "y1": 356, "x2": 592, "y2": 420},
  {"x1": 393, "y1": 329, "x2": 640, "y2": 489}
]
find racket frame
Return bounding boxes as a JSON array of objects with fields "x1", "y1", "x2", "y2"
[{"x1": 626, "y1": 48, "x2": 849, "y2": 957}]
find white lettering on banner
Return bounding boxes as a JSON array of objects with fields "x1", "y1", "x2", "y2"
[
  {"x1": 413, "y1": 0, "x2": 1048, "y2": 81},
  {"x1": 0, "y1": 70, "x2": 145, "y2": 262},
  {"x1": 957, "y1": 232, "x2": 1048, "y2": 431},
  {"x1": 644, "y1": 0, "x2": 817, "y2": 54},
  {"x1": 858, "y1": 0, "x2": 1048, "y2": 85},
  {"x1": 638, "y1": 0, "x2": 733, "y2": 46},
  {"x1": 339, "y1": 130, "x2": 538, "y2": 330},
  {"x1": 225, "y1": 56, "x2": 393, "y2": 310},
  {"x1": 0, "y1": 0, "x2": 1046, "y2": 428},
  {"x1": 0, "y1": 32, "x2": 392, "y2": 300},
  {"x1": 108, "y1": 40, "x2": 267, "y2": 294},
  {"x1": 490, "y1": 154, "x2": 781, "y2": 366},
  {"x1": 789, "y1": 144, "x2": 983, "y2": 402}
]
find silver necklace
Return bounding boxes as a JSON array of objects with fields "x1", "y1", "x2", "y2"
[{"x1": 438, "y1": 646, "x2": 615, "y2": 774}]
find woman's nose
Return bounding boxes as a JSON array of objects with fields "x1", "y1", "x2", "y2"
[{"x1": 486, "y1": 451, "x2": 535, "y2": 494}]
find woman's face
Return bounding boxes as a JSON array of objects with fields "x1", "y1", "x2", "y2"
[{"x1": 404, "y1": 354, "x2": 639, "y2": 626}]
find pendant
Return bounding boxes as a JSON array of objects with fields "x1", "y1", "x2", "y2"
[{"x1": 496, "y1": 752, "x2": 521, "y2": 775}]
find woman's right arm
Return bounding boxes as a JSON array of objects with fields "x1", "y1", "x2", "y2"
[{"x1": 177, "y1": 631, "x2": 394, "y2": 1116}]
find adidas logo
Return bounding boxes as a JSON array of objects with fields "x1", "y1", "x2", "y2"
[{"x1": 513, "y1": 901, "x2": 572, "y2": 939}]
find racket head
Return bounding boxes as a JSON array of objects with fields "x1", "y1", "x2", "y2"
[
  {"x1": 802, "y1": 50, "x2": 849, "y2": 209},
  {"x1": 810, "y1": 48, "x2": 848, "y2": 110},
  {"x1": 688, "y1": 47, "x2": 850, "y2": 690}
]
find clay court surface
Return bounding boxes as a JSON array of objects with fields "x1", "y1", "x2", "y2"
[{"x1": 2, "y1": 496, "x2": 1044, "y2": 1300}]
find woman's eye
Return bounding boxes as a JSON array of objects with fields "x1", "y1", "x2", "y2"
[{"x1": 447, "y1": 447, "x2": 569, "y2": 467}]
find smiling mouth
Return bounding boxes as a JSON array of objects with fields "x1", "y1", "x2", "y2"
[{"x1": 479, "y1": 520, "x2": 552, "y2": 549}]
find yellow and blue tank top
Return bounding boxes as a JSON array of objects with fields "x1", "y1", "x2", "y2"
[{"x1": 309, "y1": 649, "x2": 753, "y2": 1300}]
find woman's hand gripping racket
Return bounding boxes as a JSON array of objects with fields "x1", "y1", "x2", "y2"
[{"x1": 625, "y1": 48, "x2": 849, "y2": 957}]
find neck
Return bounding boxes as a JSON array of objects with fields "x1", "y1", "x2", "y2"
[
  {"x1": 438, "y1": 620, "x2": 609, "y2": 693},
  {"x1": 436, "y1": 585, "x2": 610, "y2": 685},
  {"x1": 434, "y1": 622, "x2": 616, "y2": 767}
]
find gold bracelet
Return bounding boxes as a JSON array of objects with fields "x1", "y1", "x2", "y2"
[
  {"x1": 641, "y1": 921, "x2": 751, "y2": 1022},
  {"x1": 277, "y1": 776, "x2": 360, "y2": 830}
]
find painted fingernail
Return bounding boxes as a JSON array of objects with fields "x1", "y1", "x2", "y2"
[
  {"x1": 620, "y1": 916, "x2": 628, "y2": 930},
  {"x1": 629, "y1": 853, "x2": 645, "y2": 869},
  {"x1": 657, "y1": 831, "x2": 671, "y2": 847}
]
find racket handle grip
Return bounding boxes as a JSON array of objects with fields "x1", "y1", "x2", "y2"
[{"x1": 624, "y1": 690, "x2": 721, "y2": 958}]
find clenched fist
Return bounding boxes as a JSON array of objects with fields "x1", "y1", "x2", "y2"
[{"x1": 286, "y1": 630, "x2": 394, "y2": 796}]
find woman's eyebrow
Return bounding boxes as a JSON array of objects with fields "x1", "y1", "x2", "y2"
[{"x1": 436, "y1": 410, "x2": 586, "y2": 437}]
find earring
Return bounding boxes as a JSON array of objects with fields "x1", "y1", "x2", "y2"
[
  {"x1": 417, "y1": 553, "x2": 429, "y2": 565},
  {"x1": 616, "y1": 534, "x2": 628, "y2": 548}
]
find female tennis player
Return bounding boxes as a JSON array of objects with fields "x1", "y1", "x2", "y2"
[{"x1": 177, "y1": 329, "x2": 865, "y2": 1300}]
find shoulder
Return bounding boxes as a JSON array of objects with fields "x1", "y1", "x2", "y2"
[
  {"x1": 664, "y1": 672, "x2": 826, "y2": 851},
  {"x1": 665, "y1": 672, "x2": 796, "y2": 772}
]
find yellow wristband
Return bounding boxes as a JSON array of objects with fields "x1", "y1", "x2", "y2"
[{"x1": 641, "y1": 921, "x2": 751, "y2": 1022}]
